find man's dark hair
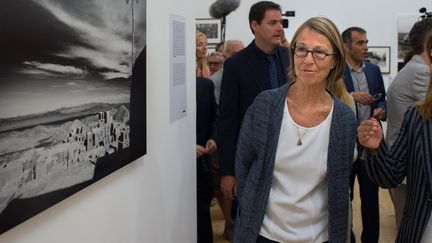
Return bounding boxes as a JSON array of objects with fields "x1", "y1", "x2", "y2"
[
  {"x1": 341, "y1": 27, "x2": 367, "y2": 44},
  {"x1": 248, "y1": 1, "x2": 281, "y2": 34},
  {"x1": 409, "y1": 18, "x2": 432, "y2": 54}
]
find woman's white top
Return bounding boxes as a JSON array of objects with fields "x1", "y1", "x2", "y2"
[
  {"x1": 420, "y1": 212, "x2": 432, "y2": 243},
  {"x1": 259, "y1": 99, "x2": 334, "y2": 243}
]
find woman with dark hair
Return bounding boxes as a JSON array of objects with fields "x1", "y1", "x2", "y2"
[{"x1": 358, "y1": 33, "x2": 432, "y2": 242}]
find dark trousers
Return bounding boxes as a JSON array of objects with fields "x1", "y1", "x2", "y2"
[
  {"x1": 256, "y1": 234, "x2": 328, "y2": 243},
  {"x1": 197, "y1": 159, "x2": 213, "y2": 243},
  {"x1": 231, "y1": 197, "x2": 238, "y2": 220},
  {"x1": 350, "y1": 159, "x2": 380, "y2": 243}
]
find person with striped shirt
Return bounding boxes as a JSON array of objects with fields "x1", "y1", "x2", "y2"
[{"x1": 358, "y1": 33, "x2": 432, "y2": 243}]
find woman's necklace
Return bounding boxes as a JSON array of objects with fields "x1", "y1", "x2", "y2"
[{"x1": 296, "y1": 125, "x2": 307, "y2": 146}]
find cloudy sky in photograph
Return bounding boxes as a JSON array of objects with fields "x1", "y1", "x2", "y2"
[{"x1": 0, "y1": 0, "x2": 146, "y2": 119}]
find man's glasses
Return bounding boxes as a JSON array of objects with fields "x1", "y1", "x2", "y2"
[{"x1": 293, "y1": 46, "x2": 336, "y2": 61}]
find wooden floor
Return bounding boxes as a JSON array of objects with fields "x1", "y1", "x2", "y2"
[{"x1": 211, "y1": 179, "x2": 397, "y2": 243}]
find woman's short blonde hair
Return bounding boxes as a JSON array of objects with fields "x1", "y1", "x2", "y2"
[{"x1": 288, "y1": 17, "x2": 346, "y2": 90}]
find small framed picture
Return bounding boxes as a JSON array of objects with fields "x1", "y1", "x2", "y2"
[
  {"x1": 196, "y1": 18, "x2": 221, "y2": 44},
  {"x1": 367, "y1": 46, "x2": 391, "y2": 74},
  {"x1": 206, "y1": 44, "x2": 217, "y2": 55}
]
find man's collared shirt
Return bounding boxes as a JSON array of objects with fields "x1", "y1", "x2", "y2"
[
  {"x1": 348, "y1": 62, "x2": 371, "y2": 122},
  {"x1": 251, "y1": 41, "x2": 285, "y2": 89}
]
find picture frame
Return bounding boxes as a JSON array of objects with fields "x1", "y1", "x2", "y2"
[
  {"x1": 0, "y1": 0, "x2": 147, "y2": 234},
  {"x1": 206, "y1": 44, "x2": 217, "y2": 55},
  {"x1": 196, "y1": 18, "x2": 221, "y2": 44},
  {"x1": 367, "y1": 46, "x2": 391, "y2": 74}
]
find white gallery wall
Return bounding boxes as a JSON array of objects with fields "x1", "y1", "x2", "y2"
[
  {"x1": 0, "y1": 0, "x2": 430, "y2": 243},
  {"x1": 197, "y1": 0, "x2": 430, "y2": 88},
  {"x1": 0, "y1": 0, "x2": 197, "y2": 242}
]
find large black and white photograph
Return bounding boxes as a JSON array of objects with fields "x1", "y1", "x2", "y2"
[
  {"x1": 0, "y1": 0, "x2": 146, "y2": 234},
  {"x1": 196, "y1": 18, "x2": 221, "y2": 44},
  {"x1": 367, "y1": 46, "x2": 390, "y2": 74}
]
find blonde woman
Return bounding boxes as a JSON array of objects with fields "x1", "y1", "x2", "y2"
[
  {"x1": 196, "y1": 32, "x2": 211, "y2": 78},
  {"x1": 234, "y1": 17, "x2": 357, "y2": 243}
]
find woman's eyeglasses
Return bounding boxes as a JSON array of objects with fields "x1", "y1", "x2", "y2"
[{"x1": 293, "y1": 46, "x2": 336, "y2": 60}]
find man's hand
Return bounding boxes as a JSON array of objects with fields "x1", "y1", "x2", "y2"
[
  {"x1": 373, "y1": 108, "x2": 385, "y2": 120},
  {"x1": 220, "y1": 175, "x2": 237, "y2": 200},
  {"x1": 352, "y1": 91, "x2": 374, "y2": 105}
]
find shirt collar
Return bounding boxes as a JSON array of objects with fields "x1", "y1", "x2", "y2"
[
  {"x1": 252, "y1": 40, "x2": 277, "y2": 60},
  {"x1": 347, "y1": 61, "x2": 366, "y2": 72}
]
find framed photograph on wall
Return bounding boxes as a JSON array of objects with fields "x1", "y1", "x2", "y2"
[
  {"x1": 0, "y1": 0, "x2": 147, "y2": 234},
  {"x1": 206, "y1": 44, "x2": 217, "y2": 55},
  {"x1": 196, "y1": 18, "x2": 221, "y2": 44},
  {"x1": 367, "y1": 46, "x2": 391, "y2": 74}
]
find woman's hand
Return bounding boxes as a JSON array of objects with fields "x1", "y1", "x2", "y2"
[{"x1": 357, "y1": 118, "x2": 382, "y2": 149}]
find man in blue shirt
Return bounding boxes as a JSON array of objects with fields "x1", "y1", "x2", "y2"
[{"x1": 342, "y1": 27, "x2": 387, "y2": 243}]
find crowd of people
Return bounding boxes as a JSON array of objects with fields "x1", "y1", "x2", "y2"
[{"x1": 195, "y1": 1, "x2": 432, "y2": 243}]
